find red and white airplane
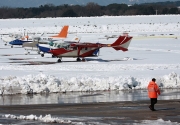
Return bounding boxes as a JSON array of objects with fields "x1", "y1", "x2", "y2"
[{"x1": 49, "y1": 34, "x2": 133, "y2": 62}]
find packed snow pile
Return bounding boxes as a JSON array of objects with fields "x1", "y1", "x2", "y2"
[
  {"x1": 2, "y1": 114, "x2": 180, "y2": 125},
  {"x1": 3, "y1": 114, "x2": 72, "y2": 124},
  {"x1": 0, "y1": 72, "x2": 179, "y2": 95},
  {"x1": 134, "y1": 119, "x2": 180, "y2": 125},
  {"x1": 157, "y1": 72, "x2": 180, "y2": 88}
]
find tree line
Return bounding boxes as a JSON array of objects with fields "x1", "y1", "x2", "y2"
[{"x1": 0, "y1": 1, "x2": 180, "y2": 19}]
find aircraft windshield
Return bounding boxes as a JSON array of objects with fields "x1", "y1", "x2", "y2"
[
  {"x1": 48, "y1": 41, "x2": 54, "y2": 46},
  {"x1": 53, "y1": 42, "x2": 70, "y2": 49}
]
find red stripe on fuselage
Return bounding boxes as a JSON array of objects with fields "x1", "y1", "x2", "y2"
[
  {"x1": 50, "y1": 48, "x2": 98, "y2": 57},
  {"x1": 49, "y1": 48, "x2": 73, "y2": 56}
]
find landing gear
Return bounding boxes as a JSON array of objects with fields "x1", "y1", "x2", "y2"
[
  {"x1": 11, "y1": 45, "x2": 13, "y2": 48},
  {"x1": 37, "y1": 51, "x2": 40, "y2": 54},
  {"x1": 52, "y1": 55, "x2": 56, "y2": 58},
  {"x1": 4, "y1": 43, "x2": 7, "y2": 46},
  {"x1": 57, "y1": 58, "x2": 62, "y2": 63},
  {"x1": 41, "y1": 54, "x2": 44, "y2": 57},
  {"x1": 76, "y1": 57, "x2": 86, "y2": 62},
  {"x1": 82, "y1": 58, "x2": 86, "y2": 62},
  {"x1": 25, "y1": 51, "x2": 30, "y2": 55},
  {"x1": 76, "y1": 57, "x2": 81, "y2": 62}
]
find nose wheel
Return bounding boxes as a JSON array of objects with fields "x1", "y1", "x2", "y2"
[{"x1": 41, "y1": 53, "x2": 44, "y2": 57}]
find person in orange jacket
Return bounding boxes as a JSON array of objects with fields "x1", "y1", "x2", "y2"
[{"x1": 147, "y1": 78, "x2": 160, "y2": 111}]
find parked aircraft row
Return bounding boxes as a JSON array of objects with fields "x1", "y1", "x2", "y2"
[
  {"x1": 1, "y1": 25, "x2": 133, "y2": 62},
  {"x1": 2, "y1": 25, "x2": 69, "y2": 47}
]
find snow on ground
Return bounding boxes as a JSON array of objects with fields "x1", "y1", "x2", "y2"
[
  {"x1": 0, "y1": 15, "x2": 180, "y2": 95},
  {"x1": 2, "y1": 114, "x2": 180, "y2": 125}
]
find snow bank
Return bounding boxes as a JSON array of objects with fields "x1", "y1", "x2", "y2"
[
  {"x1": 0, "y1": 72, "x2": 179, "y2": 95},
  {"x1": 3, "y1": 114, "x2": 71, "y2": 124},
  {"x1": 2, "y1": 114, "x2": 180, "y2": 125},
  {"x1": 134, "y1": 119, "x2": 180, "y2": 125}
]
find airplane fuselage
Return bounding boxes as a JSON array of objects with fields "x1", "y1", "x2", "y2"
[{"x1": 51, "y1": 47, "x2": 99, "y2": 57}]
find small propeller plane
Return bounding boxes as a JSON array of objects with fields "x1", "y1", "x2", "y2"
[
  {"x1": 8, "y1": 25, "x2": 69, "y2": 48},
  {"x1": 49, "y1": 33, "x2": 133, "y2": 62},
  {"x1": 22, "y1": 25, "x2": 69, "y2": 54},
  {"x1": 2, "y1": 33, "x2": 28, "y2": 46}
]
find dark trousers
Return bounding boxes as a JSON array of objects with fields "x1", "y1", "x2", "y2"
[{"x1": 150, "y1": 98, "x2": 157, "y2": 110}]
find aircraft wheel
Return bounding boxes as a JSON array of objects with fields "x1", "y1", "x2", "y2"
[
  {"x1": 76, "y1": 57, "x2": 81, "y2": 62},
  {"x1": 57, "y1": 59, "x2": 62, "y2": 63},
  {"x1": 28, "y1": 52, "x2": 30, "y2": 54},
  {"x1": 82, "y1": 58, "x2": 86, "y2": 62},
  {"x1": 4, "y1": 43, "x2": 7, "y2": 46},
  {"x1": 41, "y1": 54, "x2": 44, "y2": 57},
  {"x1": 11, "y1": 46, "x2": 13, "y2": 48}
]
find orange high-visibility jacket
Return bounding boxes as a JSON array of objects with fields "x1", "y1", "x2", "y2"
[{"x1": 147, "y1": 81, "x2": 160, "y2": 98}]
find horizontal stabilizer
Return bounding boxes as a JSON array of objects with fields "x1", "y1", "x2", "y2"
[{"x1": 113, "y1": 47, "x2": 128, "y2": 51}]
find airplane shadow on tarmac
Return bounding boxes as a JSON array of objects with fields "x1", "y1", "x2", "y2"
[{"x1": 4, "y1": 56, "x2": 144, "y2": 65}]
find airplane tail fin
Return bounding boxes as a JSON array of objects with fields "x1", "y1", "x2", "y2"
[
  {"x1": 111, "y1": 34, "x2": 133, "y2": 51},
  {"x1": 51, "y1": 25, "x2": 69, "y2": 38}
]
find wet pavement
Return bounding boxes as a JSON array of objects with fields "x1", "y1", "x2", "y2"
[
  {"x1": 0, "y1": 89, "x2": 179, "y2": 105},
  {"x1": 0, "y1": 89, "x2": 179, "y2": 124}
]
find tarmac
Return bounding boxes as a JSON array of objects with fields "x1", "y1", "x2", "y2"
[{"x1": 0, "y1": 99, "x2": 180, "y2": 124}]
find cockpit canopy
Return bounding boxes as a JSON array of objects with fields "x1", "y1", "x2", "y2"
[{"x1": 53, "y1": 42, "x2": 71, "y2": 49}]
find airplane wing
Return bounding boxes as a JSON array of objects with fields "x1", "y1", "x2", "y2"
[
  {"x1": 70, "y1": 43, "x2": 106, "y2": 48},
  {"x1": 69, "y1": 35, "x2": 132, "y2": 51}
]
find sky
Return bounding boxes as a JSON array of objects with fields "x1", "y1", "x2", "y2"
[{"x1": 0, "y1": 15, "x2": 180, "y2": 124}]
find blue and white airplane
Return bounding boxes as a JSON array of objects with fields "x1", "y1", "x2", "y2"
[
  {"x1": 2, "y1": 33, "x2": 30, "y2": 47},
  {"x1": 9, "y1": 36, "x2": 33, "y2": 48}
]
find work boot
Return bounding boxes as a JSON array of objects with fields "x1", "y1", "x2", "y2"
[
  {"x1": 149, "y1": 105, "x2": 152, "y2": 110},
  {"x1": 152, "y1": 109, "x2": 157, "y2": 111}
]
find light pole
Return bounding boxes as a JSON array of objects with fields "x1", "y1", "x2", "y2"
[{"x1": 155, "y1": 9, "x2": 158, "y2": 15}]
